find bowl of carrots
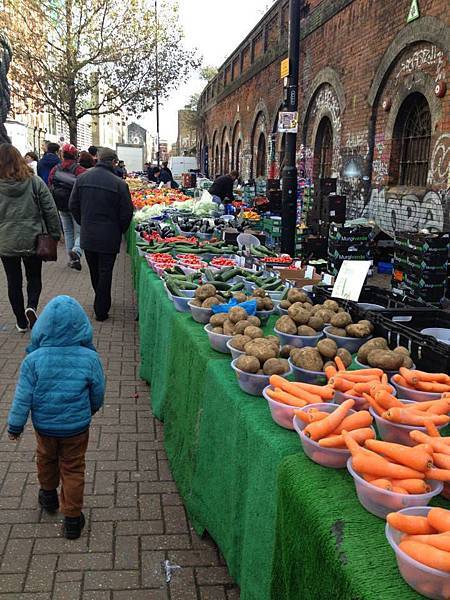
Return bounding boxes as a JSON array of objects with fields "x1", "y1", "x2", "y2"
[
  {"x1": 347, "y1": 458, "x2": 442, "y2": 519},
  {"x1": 386, "y1": 507, "x2": 450, "y2": 599},
  {"x1": 369, "y1": 399, "x2": 449, "y2": 447},
  {"x1": 293, "y1": 400, "x2": 375, "y2": 468},
  {"x1": 263, "y1": 376, "x2": 335, "y2": 430},
  {"x1": 391, "y1": 368, "x2": 450, "y2": 402}
]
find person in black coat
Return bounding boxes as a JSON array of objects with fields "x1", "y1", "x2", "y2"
[
  {"x1": 209, "y1": 170, "x2": 238, "y2": 204},
  {"x1": 69, "y1": 147, "x2": 133, "y2": 321}
]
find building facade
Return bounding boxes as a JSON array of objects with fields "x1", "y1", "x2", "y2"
[
  {"x1": 176, "y1": 109, "x2": 197, "y2": 156},
  {"x1": 198, "y1": 0, "x2": 450, "y2": 235}
]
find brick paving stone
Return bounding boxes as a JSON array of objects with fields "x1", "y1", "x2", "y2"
[{"x1": 0, "y1": 246, "x2": 239, "y2": 598}]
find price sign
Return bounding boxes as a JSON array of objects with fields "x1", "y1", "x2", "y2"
[
  {"x1": 280, "y1": 58, "x2": 289, "y2": 78},
  {"x1": 331, "y1": 261, "x2": 372, "y2": 301}
]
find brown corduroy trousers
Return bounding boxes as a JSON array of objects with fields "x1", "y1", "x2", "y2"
[{"x1": 35, "y1": 430, "x2": 89, "y2": 517}]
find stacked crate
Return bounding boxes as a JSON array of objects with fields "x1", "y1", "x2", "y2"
[
  {"x1": 327, "y1": 224, "x2": 374, "y2": 276},
  {"x1": 392, "y1": 233, "x2": 448, "y2": 305}
]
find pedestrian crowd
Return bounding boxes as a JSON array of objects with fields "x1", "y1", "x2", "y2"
[{"x1": 0, "y1": 140, "x2": 134, "y2": 540}]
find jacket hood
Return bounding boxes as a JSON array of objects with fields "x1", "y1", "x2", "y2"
[
  {"x1": 0, "y1": 177, "x2": 32, "y2": 198},
  {"x1": 28, "y1": 295, "x2": 95, "y2": 351},
  {"x1": 39, "y1": 153, "x2": 60, "y2": 168}
]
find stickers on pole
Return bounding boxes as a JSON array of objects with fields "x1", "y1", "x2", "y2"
[
  {"x1": 331, "y1": 261, "x2": 372, "y2": 301},
  {"x1": 278, "y1": 112, "x2": 298, "y2": 133},
  {"x1": 407, "y1": 0, "x2": 419, "y2": 23}
]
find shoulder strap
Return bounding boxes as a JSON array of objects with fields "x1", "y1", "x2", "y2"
[{"x1": 30, "y1": 177, "x2": 47, "y2": 234}]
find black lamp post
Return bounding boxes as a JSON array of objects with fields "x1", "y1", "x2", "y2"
[{"x1": 155, "y1": 0, "x2": 161, "y2": 166}]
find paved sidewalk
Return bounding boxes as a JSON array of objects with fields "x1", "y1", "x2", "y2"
[{"x1": 0, "y1": 246, "x2": 239, "y2": 599}]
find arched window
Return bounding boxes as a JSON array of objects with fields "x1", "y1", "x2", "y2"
[
  {"x1": 235, "y1": 139, "x2": 242, "y2": 174},
  {"x1": 224, "y1": 143, "x2": 230, "y2": 173},
  {"x1": 391, "y1": 93, "x2": 431, "y2": 187},
  {"x1": 256, "y1": 133, "x2": 267, "y2": 177},
  {"x1": 215, "y1": 144, "x2": 220, "y2": 177},
  {"x1": 314, "y1": 117, "x2": 333, "y2": 179}
]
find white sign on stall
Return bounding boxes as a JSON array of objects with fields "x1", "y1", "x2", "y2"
[{"x1": 331, "y1": 261, "x2": 372, "y2": 301}]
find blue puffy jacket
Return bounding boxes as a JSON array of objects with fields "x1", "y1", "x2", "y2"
[{"x1": 8, "y1": 296, "x2": 105, "y2": 437}]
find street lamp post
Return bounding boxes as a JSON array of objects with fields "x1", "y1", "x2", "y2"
[
  {"x1": 154, "y1": 0, "x2": 161, "y2": 166},
  {"x1": 281, "y1": 0, "x2": 302, "y2": 256}
]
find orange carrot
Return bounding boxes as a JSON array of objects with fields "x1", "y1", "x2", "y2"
[
  {"x1": 269, "y1": 376, "x2": 322, "y2": 404},
  {"x1": 294, "y1": 409, "x2": 328, "y2": 424},
  {"x1": 391, "y1": 486, "x2": 409, "y2": 494},
  {"x1": 334, "y1": 356, "x2": 346, "y2": 372},
  {"x1": 352, "y1": 452, "x2": 426, "y2": 480},
  {"x1": 330, "y1": 378, "x2": 355, "y2": 392},
  {"x1": 402, "y1": 533, "x2": 450, "y2": 552},
  {"x1": 325, "y1": 364, "x2": 337, "y2": 380},
  {"x1": 387, "y1": 512, "x2": 436, "y2": 535},
  {"x1": 345, "y1": 388, "x2": 359, "y2": 397},
  {"x1": 399, "y1": 540, "x2": 450, "y2": 572},
  {"x1": 374, "y1": 390, "x2": 403, "y2": 410},
  {"x1": 390, "y1": 479, "x2": 431, "y2": 494},
  {"x1": 266, "y1": 388, "x2": 308, "y2": 408},
  {"x1": 433, "y1": 453, "x2": 450, "y2": 470},
  {"x1": 362, "y1": 473, "x2": 378, "y2": 482},
  {"x1": 342, "y1": 430, "x2": 367, "y2": 457},
  {"x1": 334, "y1": 372, "x2": 382, "y2": 383},
  {"x1": 304, "y1": 399, "x2": 355, "y2": 441},
  {"x1": 427, "y1": 399, "x2": 450, "y2": 415},
  {"x1": 291, "y1": 381, "x2": 334, "y2": 400},
  {"x1": 318, "y1": 427, "x2": 374, "y2": 448},
  {"x1": 425, "y1": 468, "x2": 450, "y2": 481},
  {"x1": 427, "y1": 508, "x2": 450, "y2": 533},
  {"x1": 416, "y1": 381, "x2": 450, "y2": 393},
  {"x1": 381, "y1": 373, "x2": 388, "y2": 385},
  {"x1": 369, "y1": 478, "x2": 393, "y2": 491},
  {"x1": 333, "y1": 411, "x2": 373, "y2": 434},
  {"x1": 384, "y1": 408, "x2": 449, "y2": 427},
  {"x1": 363, "y1": 393, "x2": 385, "y2": 416},
  {"x1": 353, "y1": 381, "x2": 381, "y2": 394},
  {"x1": 392, "y1": 373, "x2": 413, "y2": 388},
  {"x1": 364, "y1": 439, "x2": 433, "y2": 472},
  {"x1": 405, "y1": 369, "x2": 450, "y2": 385},
  {"x1": 410, "y1": 431, "x2": 450, "y2": 455},
  {"x1": 404, "y1": 399, "x2": 450, "y2": 412}
]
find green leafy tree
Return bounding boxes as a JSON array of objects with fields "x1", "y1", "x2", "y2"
[{"x1": 3, "y1": 0, "x2": 200, "y2": 144}]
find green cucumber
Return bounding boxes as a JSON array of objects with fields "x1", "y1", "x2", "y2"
[
  {"x1": 221, "y1": 268, "x2": 241, "y2": 282},
  {"x1": 166, "y1": 278, "x2": 184, "y2": 297},
  {"x1": 208, "y1": 281, "x2": 231, "y2": 291},
  {"x1": 204, "y1": 268, "x2": 215, "y2": 282},
  {"x1": 229, "y1": 282, "x2": 245, "y2": 292}
]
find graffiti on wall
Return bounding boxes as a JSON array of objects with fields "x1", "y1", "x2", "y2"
[
  {"x1": 310, "y1": 84, "x2": 342, "y2": 176},
  {"x1": 298, "y1": 144, "x2": 314, "y2": 179},
  {"x1": 344, "y1": 132, "x2": 369, "y2": 159},
  {"x1": 395, "y1": 45, "x2": 446, "y2": 84},
  {"x1": 429, "y1": 134, "x2": 450, "y2": 188}
]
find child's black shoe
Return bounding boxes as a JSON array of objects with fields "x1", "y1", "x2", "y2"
[
  {"x1": 63, "y1": 512, "x2": 85, "y2": 540},
  {"x1": 38, "y1": 489, "x2": 59, "y2": 513}
]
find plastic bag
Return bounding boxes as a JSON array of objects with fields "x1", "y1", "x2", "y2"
[{"x1": 211, "y1": 298, "x2": 257, "y2": 316}]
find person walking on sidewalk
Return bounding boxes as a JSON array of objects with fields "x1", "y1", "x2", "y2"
[
  {"x1": 7, "y1": 295, "x2": 105, "y2": 539},
  {"x1": 0, "y1": 143, "x2": 61, "y2": 332},
  {"x1": 37, "y1": 142, "x2": 60, "y2": 185},
  {"x1": 69, "y1": 147, "x2": 133, "y2": 322},
  {"x1": 49, "y1": 143, "x2": 85, "y2": 271}
]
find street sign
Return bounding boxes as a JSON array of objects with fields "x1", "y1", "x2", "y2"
[
  {"x1": 407, "y1": 0, "x2": 419, "y2": 23},
  {"x1": 280, "y1": 58, "x2": 289, "y2": 79},
  {"x1": 278, "y1": 112, "x2": 298, "y2": 133}
]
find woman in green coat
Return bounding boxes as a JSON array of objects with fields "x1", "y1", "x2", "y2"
[{"x1": 0, "y1": 144, "x2": 61, "y2": 331}]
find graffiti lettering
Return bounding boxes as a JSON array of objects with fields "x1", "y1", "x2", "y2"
[
  {"x1": 313, "y1": 85, "x2": 341, "y2": 132},
  {"x1": 396, "y1": 45, "x2": 445, "y2": 83},
  {"x1": 429, "y1": 134, "x2": 450, "y2": 187}
]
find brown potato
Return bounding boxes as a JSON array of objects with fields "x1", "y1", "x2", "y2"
[
  {"x1": 228, "y1": 306, "x2": 249, "y2": 324},
  {"x1": 247, "y1": 316, "x2": 261, "y2": 327},
  {"x1": 287, "y1": 289, "x2": 308, "y2": 304},
  {"x1": 316, "y1": 309, "x2": 333, "y2": 323},
  {"x1": 401, "y1": 355, "x2": 414, "y2": 369},
  {"x1": 244, "y1": 340, "x2": 277, "y2": 364},
  {"x1": 346, "y1": 323, "x2": 371, "y2": 338},
  {"x1": 234, "y1": 320, "x2": 251, "y2": 334},
  {"x1": 367, "y1": 349, "x2": 404, "y2": 371},
  {"x1": 203, "y1": 297, "x2": 221, "y2": 309},
  {"x1": 263, "y1": 358, "x2": 290, "y2": 376},
  {"x1": 276, "y1": 316, "x2": 297, "y2": 335},
  {"x1": 308, "y1": 316, "x2": 324, "y2": 331},
  {"x1": 327, "y1": 327, "x2": 347, "y2": 337},
  {"x1": 211, "y1": 327, "x2": 224, "y2": 334},
  {"x1": 393, "y1": 346, "x2": 410, "y2": 357},
  {"x1": 252, "y1": 288, "x2": 266, "y2": 298},
  {"x1": 195, "y1": 284, "x2": 217, "y2": 301},
  {"x1": 324, "y1": 360, "x2": 337, "y2": 370},
  {"x1": 336, "y1": 348, "x2": 352, "y2": 368},
  {"x1": 358, "y1": 319, "x2": 374, "y2": 333},
  {"x1": 317, "y1": 339, "x2": 338, "y2": 358},
  {"x1": 323, "y1": 299, "x2": 340, "y2": 312},
  {"x1": 190, "y1": 299, "x2": 202, "y2": 307},
  {"x1": 330, "y1": 312, "x2": 352, "y2": 328},
  {"x1": 235, "y1": 355, "x2": 260, "y2": 374},
  {"x1": 244, "y1": 326, "x2": 264, "y2": 339},
  {"x1": 230, "y1": 334, "x2": 252, "y2": 351},
  {"x1": 232, "y1": 292, "x2": 247, "y2": 304},
  {"x1": 279, "y1": 344, "x2": 295, "y2": 359},
  {"x1": 210, "y1": 313, "x2": 229, "y2": 327},
  {"x1": 265, "y1": 335, "x2": 281, "y2": 349},
  {"x1": 279, "y1": 300, "x2": 291, "y2": 309},
  {"x1": 297, "y1": 325, "x2": 318, "y2": 336},
  {"x1": 262, "y1": 297, "x2": 274, "y2": 310},
  {"x1": 290, "y1": 347, "x2": 324, "y2": 371},
  {"x1": 288, "y1": 304, "x2": 311, "y2": 324},
  {"x1": 357, "y1": 338, "x2": 388, "y2": 364},
  {"x1": 302, "y1": 302, "x2": 313, "y2": 310},
  {"x1": 222, "y1": 320, "x2": 236, "y2": 336}
]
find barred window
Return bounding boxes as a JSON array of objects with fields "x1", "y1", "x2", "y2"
[
  {"x1": 315, "y1": 117, "x2": 333, "y2": 179},
  {"x1": 256, "y1": 133, "x2": 267, "y2": 177}
]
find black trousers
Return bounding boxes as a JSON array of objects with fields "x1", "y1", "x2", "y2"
[
  {"x1": 84, "y1": 251, "x2": 116, "y2": 319},
  {"x1": 1, "y1": 255, "x2": 43, "y2": 327}
]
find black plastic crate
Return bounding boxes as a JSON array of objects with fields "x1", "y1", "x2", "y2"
[
  {"x1": 395, "y1": 232, "x2": 449, "y2": 254},
  {"x1": 329, "y1": 224, "x2": 373, "y2": 242},
  {"x1": 406, "y1": 252, "x2": 448, "y2": 269}
]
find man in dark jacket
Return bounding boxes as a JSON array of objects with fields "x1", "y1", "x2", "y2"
[
  {"x1": 69, "y1": 147, "x2": 133, "y2": 322},
  {"x1": 37, "y1": 142, "x2": 60, "y2": 185},
  {"x1": 209, "y1": 170, "x2": 238, "y2": 204}
]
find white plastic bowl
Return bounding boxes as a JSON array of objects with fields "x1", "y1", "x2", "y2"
[
  {"x1": 288, "y1": 359, "x2": 328, "y2": 386},
  {"x1": 348, "y1": 460, "x2": 442, "y2": 520},
  {"x1": 226, "y1": 339, "x2": 245, "y2": 361},
  {"x1": 391, "y1": 379, "x2": 441, "y2": 402},
  {"x1": 256, "y1": 307, "x2": 276, "y2": 323},
  {"x1": 277, "y1": 305, "x2": 289, "y2": 316},
  {"x1": 385, "y1": 506, "x2": 449, "y2": 599},
  {"x1": 334, "y1": 386, "x2": 397, "y2": 412},
  {"x1": 293, "y1": 403, "x2": 357, "y2": 468},
  {"x1": 263, "y1": 385, "x2": 297, "y2": 430},
  {"x1": 204, "y1": 324, "x2": 232, "y2": 353},
  {"x1": 274, "y1": 327, "x2": 323, "y2": 349},
  {"x1": 355, "y1": 357, "x2": 415, "y2": 378},
  {"x1": 267, "y1": 289, "x2": 288, "y2": 301},
  {"x1": 369, "y1": 399, "x2": 447, "y2": 446},
  {"x1": 231, "y1": 359, "x2": 292, "y2": 396},
  {"x1": 172, "y1": 295, "x2": 192, "y2": 313},
  {"x1": 323, "y1": 326, "x2": 371, "y2": 354},
  {"x1": 177, "y1": 288, "x2": 196, "y2": 298},
  {"x1": 188, "y1": 301, "x2": 213, "y2": 324},
  {"x1": 421, "y1": 327, "x2": 450, "y2": 346}
]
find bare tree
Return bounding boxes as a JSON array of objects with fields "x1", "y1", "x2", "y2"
[{"x1": 3, "y1": 0, "x2": 200, "y2": 144}]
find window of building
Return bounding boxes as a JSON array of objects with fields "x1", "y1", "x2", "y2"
[
  {"x1": 253, "y1": 33, "x2": 264, "y2": 60},
  {"x1": 224, "y1": 143, "x2": 230, "y2": 173},
  {"x1": 266, "y1": 16, "x2": 278, "y2": 47},
  {"x1": 232, "y1": 57, "x2": 239, "y2": 81},
  {"x1": 241, "y1": 46, "x2": 251, "y2": 71},
  {"x1": 256, "y1": 133, "x2": 267, "y2": 177},
  {"x1": 391, "y1": 93, "x2": 431, "y2": 187},
  {"x1": 215, "y1": 144, "x2": 220, "y2": 176},
  {"x1": 235, "y1": 138, "x2": 242, "y2": 174},
  {"x1": 314, "y1": 116, "x2": 333, "y2": 179}
]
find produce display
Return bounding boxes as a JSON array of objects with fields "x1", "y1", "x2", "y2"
[
  {"x1": 132, "y1": 187, "x2": 191, "y2": 209},
  {"x1": 357, "y1": 339, "x2": 414, "y2": 370}
]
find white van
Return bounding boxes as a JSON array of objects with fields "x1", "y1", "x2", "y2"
[{"x1": 168, "y1": 156, "x2": 198, "y2": 182}]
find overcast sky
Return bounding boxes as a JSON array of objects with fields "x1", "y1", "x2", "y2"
[{"x1": 141, "y1": 0, "x2": 275, "y2": 146}]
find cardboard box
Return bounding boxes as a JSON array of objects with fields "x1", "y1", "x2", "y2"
[{"x1": 275, "y1": 267, "x2": 323, "y2": 288}]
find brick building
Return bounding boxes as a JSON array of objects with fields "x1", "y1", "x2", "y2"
[{"x1": 198, "y1": 0, "x2": 450, "y2": 235}]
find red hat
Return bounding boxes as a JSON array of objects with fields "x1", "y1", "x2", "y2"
[{"x1": 62, "y1": 143, "x2": 78, "y2": 157}]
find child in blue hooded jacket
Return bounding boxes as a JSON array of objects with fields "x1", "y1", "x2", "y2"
[{"x1": 8, "y1": 295, "x2": 105, "y2": 539}]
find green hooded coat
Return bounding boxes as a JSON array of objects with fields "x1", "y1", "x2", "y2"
[{"x1": 0, "y1": 175, "x2": 61, "y2": 256}]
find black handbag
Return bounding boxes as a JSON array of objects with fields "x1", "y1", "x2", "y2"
[{"x1": 31, "y1": 177, "x2": 58, "y2": 262}]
